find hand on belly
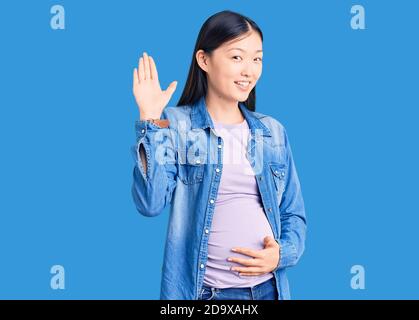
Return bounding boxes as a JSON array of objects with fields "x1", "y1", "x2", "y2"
[{"x1": 225, "y1": 236, "x2": 280, "y2": 276}]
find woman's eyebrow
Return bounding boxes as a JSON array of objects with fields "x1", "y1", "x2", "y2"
[{"x1": 227, "y1": 48, "x2": 263, "y2": 53}]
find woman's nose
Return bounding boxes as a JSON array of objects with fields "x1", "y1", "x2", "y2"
[
  {"x1": 241, "y1": 62, "x2": 255, "y2": 78},
  {"x1": 240, "y1": 68, "x2": 250, "y2": 78}
]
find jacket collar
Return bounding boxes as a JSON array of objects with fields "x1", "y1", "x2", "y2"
[{"x1": 190, "y1": 96, "x2": 271, "y2": 137}]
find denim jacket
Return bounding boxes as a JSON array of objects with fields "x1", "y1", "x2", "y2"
[{"x1": 131, "y1": 96, "x2": 307, "y2": 300}]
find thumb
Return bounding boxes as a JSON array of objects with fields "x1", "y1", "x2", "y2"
[
  {"x1": 165, "y1": 81, "x2": 177, "y2": 97},
  {"x1": 264, "y1": 236, "x2": 274, "y2": 245}
]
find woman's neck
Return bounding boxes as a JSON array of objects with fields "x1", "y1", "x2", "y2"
[{"x1": 205, "y1": 93, "x2": 245, "y2": 125}]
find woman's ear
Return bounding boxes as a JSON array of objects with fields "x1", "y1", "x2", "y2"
[{"x1": 195, "y1": 49, "x2": 209, "y2": 73}]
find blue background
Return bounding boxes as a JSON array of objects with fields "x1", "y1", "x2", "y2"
[{"x1": 0, "y1": 0, "x2": 418, "y2": 299}]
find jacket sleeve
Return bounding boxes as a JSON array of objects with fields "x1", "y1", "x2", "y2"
[
  {"x1": 130, "y1": 109, "x2": 178, "y2": 217},
  {"x1": 274, "y1": 128, "x2": 307, "y2": 270}
]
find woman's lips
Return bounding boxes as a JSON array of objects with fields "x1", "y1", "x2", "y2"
[{"x1": 234, "y1": 81, "x2": 251, "y2": 90}]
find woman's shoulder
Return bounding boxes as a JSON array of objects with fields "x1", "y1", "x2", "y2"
[
  {"x1": 251, "y1": 110, "x2": 287, "y2": 146},
  {"x1": 253, "y1": 110, "x2": 285, "y2": 131},
  {"x1": 162, "y1": 106, "x2": 287, "y2": 140},
  {"x1": 161, "y1": 105, "x2": 193, "y2": 124}
]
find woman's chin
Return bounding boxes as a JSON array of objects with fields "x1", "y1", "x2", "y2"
[
  {"x1": 237, "y1": 94, "x2": 250, "y2": 103},
  {"x1": 229, "y1": 92, "x2": 250, "y2": 102}
]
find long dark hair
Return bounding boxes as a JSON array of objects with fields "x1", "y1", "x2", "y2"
[{"x1": 176, "y1": 10, "x2": 263, "y2": 112}]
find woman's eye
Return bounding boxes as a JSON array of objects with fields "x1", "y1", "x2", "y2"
[{"x1": 232, "y1": 56, "x2": 262, "y2": 62}]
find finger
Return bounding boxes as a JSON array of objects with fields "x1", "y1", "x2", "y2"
[
  {"x1": 264, "y1": 236, "x2": 278, "y2": 247},
  {"x1": 228, "y1": 257, "x2": 257, "y2": 266},
  {"x1": 264, "y1": 237, "x2": 272, "y2": 245},
  {"x1": 143, "y1": 52, "x2": 151, "y2": 80},
  {"x1": 133, "y1": 68, "x2": 139, "y2": 85},
  {"x1": 232, "y1": 247, "x2": 262, "y2": 259},
  {"x1": 149, "y1": 56, "x2": 158, "y2": 80},
  {"x1": 164, "y1": 81, "x2": 177, "y2": 97},
  {"x1": 231, "y1": 266, "x2": 263, "y2": 273},
  {"x1": 138, "y1": 57, "x2": 145, "y2": 81},
  {"x1": 239, "y1": 272, "x2": 265, "y2": 276}
]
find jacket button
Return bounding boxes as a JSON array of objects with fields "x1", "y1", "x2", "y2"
[
  {"x1": 141, "y1": 129, "x2": 145, "y2": 134},
  {"x1": 218, "y1": 145, "x2": 222, "y2": 149},
  {"x1": 195, "y1": 159, "x2": 201, "y2": 164},
  {"x1": 205, "y1": 229, "x2": 209, "y2": 234},
  {"x1": 209, "y1": 199, "x2": 214, "y2": 204},
  {"x1": 215, "y1": 168, "x2": 220, "y2": 173},
  {"x1": 200, "y1": 264, "x2": 205, "y2": 269}
]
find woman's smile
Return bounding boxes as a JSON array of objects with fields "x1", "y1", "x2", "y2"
[{"x1": 234, "y1": 80, "x2": 251, "y2": 90}]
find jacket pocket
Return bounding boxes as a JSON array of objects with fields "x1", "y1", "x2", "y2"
[
  {"x1": 178, "y1": 162, "x2": 204, "y2": 184},
  {"x1": 269, "y1": 163, "x2": 286, "y2": 204}
]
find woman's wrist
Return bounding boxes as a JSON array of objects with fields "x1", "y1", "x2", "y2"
[{"x1": 140, "y1": 112, "x2": 162, "y2": 121}]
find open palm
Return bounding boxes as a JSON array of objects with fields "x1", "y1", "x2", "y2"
[{"x1": 133, "y1": 52, "x2": 177, "y2": 119}]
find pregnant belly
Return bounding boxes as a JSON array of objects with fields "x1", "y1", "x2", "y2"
[{"x1": 207, "y1": 199, "x2": 275, "y2": 272}]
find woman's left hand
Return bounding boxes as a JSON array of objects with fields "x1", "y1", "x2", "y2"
[{"x1": 228, "y1": 236, "x2": 280, "y2": 276}]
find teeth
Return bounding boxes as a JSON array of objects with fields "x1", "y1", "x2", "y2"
[{"x1": 235, "y1": 81, "x2": 250, "y2": 87}]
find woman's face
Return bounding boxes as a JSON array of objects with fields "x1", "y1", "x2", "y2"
[{"x1": 196, "y1": 30, "x2": 263, "y2": 103}]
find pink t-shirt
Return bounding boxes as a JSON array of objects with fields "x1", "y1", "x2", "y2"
[{"x1": 203, "y1": 119, "x2": 275, "y2": 288}]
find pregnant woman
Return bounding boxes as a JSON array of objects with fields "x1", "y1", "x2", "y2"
[{"x1": 131, "y1": 10, "x2": 307, "y2": 300}]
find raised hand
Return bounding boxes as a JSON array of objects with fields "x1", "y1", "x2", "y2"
[{"x1": 133, "y1": 52, "x2": 177, "y2": 120}]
